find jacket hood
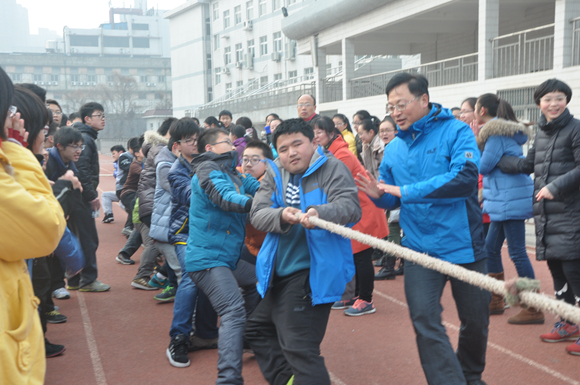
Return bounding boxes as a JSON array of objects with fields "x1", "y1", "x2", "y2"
[
  {"x1": 142, "y1": 130, "x2": 168, "y2": 157},
  {"x1": 77, "y1": 123, "x2": 98, "y2": 139},
  {"x1": 155, "y1": 146, "x2": 177, "y2": 165},
  {"x1": 191, "y1": 150, "x2": 238, "y2": 174},
  {"x1": 477, "y1": 119, "x2": 532, "y2": 150}
]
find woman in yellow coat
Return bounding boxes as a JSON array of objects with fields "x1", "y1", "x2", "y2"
[
  {"x1": 333, "y1": 113, "x2": 359, "y2": 157},
  {"x1": 0, "y1": 67, "x2": 66, "y2": 385}
]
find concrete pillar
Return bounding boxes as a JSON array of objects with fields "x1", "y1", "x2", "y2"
[
  {"x1": 554, "y1": 0, "x2": 580, "y2": 69},
  {"x1": 315, "y1": 46, "x2": 326, "y2": 104},
  {"x1": 478, "y1": 0, "x2": 499, "y2": 80},
  {"x1": 342, "y1": 38, "x2": 355, "y2": 100}
]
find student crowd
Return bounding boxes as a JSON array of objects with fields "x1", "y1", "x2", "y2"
[{"x1": 2, "y1": 62, "x2": 580, "y2": 385}]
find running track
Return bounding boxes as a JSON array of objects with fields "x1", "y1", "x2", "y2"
[{"x1": 44, "y1": 155, "x2": 580, "y2": 385}]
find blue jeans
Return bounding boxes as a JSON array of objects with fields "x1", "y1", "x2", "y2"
[
  {"x1": 485, "y1": 220, "x2": 535, "y2": 278},
  {"x1": 405, "y1": 258, "x2": 490, "y2": 385},
  {"x1": 169, "y1": 245, "x2": 218, "y2": 339}
]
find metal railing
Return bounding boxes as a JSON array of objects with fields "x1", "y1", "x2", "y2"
[
  {"x1": 492, "y1": 24, "x2": 554, "y2": 78},
  {"x1": 349, "y1": 53, "x2": 478, "y2": 99},
  {"x1": 572, "y1": 17, "x2": 580, "y2": 67}
]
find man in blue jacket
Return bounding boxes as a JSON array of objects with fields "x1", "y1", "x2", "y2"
[
  {"x1": 247, "y1": 118, "x2": 362, "y2": 385},
  {"x1": 357, "y1": 73, "x2": 490, "y2": 385},
  {"x1": 185, "y1": 128, "x2": 260, "y2": 385}
]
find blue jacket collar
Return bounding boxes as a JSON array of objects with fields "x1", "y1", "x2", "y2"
[
  {"x1": 49, "y1": 146, "x2": 78, "y2": 177},
  {"x1": 397, "y1": 103, "x2": 450, "y2": 142}
]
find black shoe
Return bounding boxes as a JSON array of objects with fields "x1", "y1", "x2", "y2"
[
  {"x1": 102, "y1": 213, "x2": 114, "y2": 223},
  {"x1": 116, "y1": 254, "x2": 135, "y2": 265},
  {"x1": 46, "y1": 310, "x2": 67, "y2": 324},
  {"x1": 371, "y1": 249, "x2": 383, "y2": 261},
  {"x1": 167, "y1": 334, "x2": 190, "y2": 368},
  {"x1": 373, "y1": 256, "x2": 385, "y2": 267},
  {"x1": 45, "y1": 339, "x2": 66, "y2": 358},
  {"x1": 395, "y1": 259, "x2": 405, "y2": 275},
  {"x1": 374, "y1": 267, "x2": 396, "y2": 280}
]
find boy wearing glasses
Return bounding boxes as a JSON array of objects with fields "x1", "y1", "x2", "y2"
[
  {"x1": 69, "y1": 102, "x2": 110, "y2": 292},
  {"x1": 184, "y1": 128, "x2": 260, "y2": 383}
]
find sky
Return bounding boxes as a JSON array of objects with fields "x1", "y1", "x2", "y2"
[{"x1": 17, "y1": 0, "x2": 187, "y2": 35}]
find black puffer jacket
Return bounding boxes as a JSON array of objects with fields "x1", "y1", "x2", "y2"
[
  {"x1": 137, "y1": 130, "x2": 168, "y2": 220},
  {"x1": 498, "y1": 109, "x2": 580, "y2": 261},
  {"x1": 74, "y1": 124, "x2": 100, "y2": 203}
]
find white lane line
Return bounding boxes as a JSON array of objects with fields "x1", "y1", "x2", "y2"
[
  {"x1": 329, "y1": 371, "x2": 348, "y2": 385},
  {"x1": 77, "y1": 292, "x2": 108, "y2": 385},
  {"x1": 373, "y1": 289, "x2": 580, "y2": 385}
]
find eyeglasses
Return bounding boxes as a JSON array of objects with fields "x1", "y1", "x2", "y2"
[
  {"x1": 379, "y1": 129, "x2": 396, "y2": 133},
  {"x1": 50, "y1": 110, "x2": 63, "y2": 116},
  {"x1": 67, "y1": 144, "x2": 85, "y2": 151},
  {"x1": 460, "y1": 109, "x2": 474, "y2": 115},
  {"x1": 297, "y1": 103, "x2": 313, "y2": 108},
  {"x1": 91, "y1": 114, "x2": 106, "y2": 120},
  {"x1": 178, "y1": 137, "x2": 197, "y2": 145},
  {"x1": 8, "y1": 105, "x2": 17, "y2": 118},
  {"x1": 334, "y1": 122, "x2": 345, "y2": 128},
  {"x1": 541, "y1": 96, "x2": 567, "y2": 104},
  {"x1": 387, "y1": 96, "x2": 420, "y2": 114},
  {"x1": 43, "y1": 125, "x2": 49, "y2": 135},
  {"x1": 210, "y1": 139, "x2": 233, "y2": 146},
  {"x1": 352, "y1": 121, "x2": 362, "y2": 126},
  {"x1": 242, "y1": 156, "x2": 266, "y2": 165}
]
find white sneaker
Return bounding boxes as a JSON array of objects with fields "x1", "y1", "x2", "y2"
[{"x1": 52, "y1": 287, "x2": 71, "y2": 299}]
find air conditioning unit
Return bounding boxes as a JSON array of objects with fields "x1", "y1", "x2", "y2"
[
  {"x1": 153, "y1": 83, "x2": 157, "y2": 86},
  {"x1": 33, "y1": 81, "x2": 38, "y2": 85},
  {"x1": 221, "y1": 67, "x2": 230, "y2": 75},
  {"x1": 271, "y1": 52, "x2": 281, "y2": 62},
  {"x1": 53, "y1": 82, "x2": 58, "y2": 86},
  {"x1": 235, "y1": 61, "x2": 243, "y2": 69},
  {"x1": 71, "y1": 81, "x2": 77, "y2": 85},
  {"x1": 243, "y1": 20, "x2": 253, "y2": 31},
  {"x1": 146, "y1": 82, "x2": 151, "y2": 86},
  {"x1": 245, "y1": 53, "x2": 254, "y2": 70},
  {"x1": 109, "y1": 82, "x2": 115, "y2": 86},
  {"x1": 92, "y1": 82, "x2": 97, "y2": 86},
  {"x1": 40, "y1": 81, "x2": 45, "y2": 85},
  {"x1": 78, "y1": 82, "x2": 84, "y2": 86},
  {"x1": 221, "y1": 34, "x2": 230, "y2": 40}
]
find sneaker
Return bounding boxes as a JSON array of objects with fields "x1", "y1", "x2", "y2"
[
  {"x1": 46, "y1": 310, "x2": 67, "y2": 324},
  {"x1": 121, "y1": 227, "x2": 133, "y2": 238},
  {"x1": 102, "y1": 213, "x2": 114, "y2": 223},
  {"x1": 116, "y1": 254, "x2": 135, "y2": 265},
  {"x1": 52, "y1": 287, "x2": 70, "y2": 300},
  {"x1": 344, "y1": 299, "x2": 376, "y2": 317},
  {"x1": 131, "y1": 277, "x2": 159, "y2": 291},
  {"x1": 45, "y1": 338, "x2": 66, "y2": 358},
  {"x1": 331, "y1": 296, "x2": 358, "y2": 310},
  {"x1": 167, "y1": 334, "x2": 190, "y2": 368},
  {"x1": 566, "y1": 338, "x2": 580, "y2": 356},
  {"x1": 188, "y1": 334, "x2": 219, "y2": 352},
  {"x1": 149, "y1": 275, "x2": 169, "y2": 289},
  {"x1": 79, "y1": 280, "x2": 111, "y2": 292},
  {"x1": 541, "y1": 321, "x2": 580, "y2": 342},
  {"x1": 374, "y1": 266, "x2": 396, "y2": 280},
  {"x1": 66, "y1": 285, "x2": 79, "y2": 290},
  {"x1": 154, "y1": 286, "x2": 177, "y2": 302}
]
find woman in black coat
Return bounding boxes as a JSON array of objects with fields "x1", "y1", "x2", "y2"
[{"x1": 498, "y1": 79, "x2": 580, "y2": 356}]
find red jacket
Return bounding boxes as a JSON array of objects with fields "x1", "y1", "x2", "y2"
[{"x1": 328, "y1": 135, "x2": 389, "y2": 253}]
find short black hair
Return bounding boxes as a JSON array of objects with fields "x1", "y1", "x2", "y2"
[
  {"x1": 477, "y1": 93, "x2": 518, "y2": 122},
  {"x1": 46, "y1": 99, "x2": 62, "y2": 111},
  {"x1": 13, "y1": 86, "x2": 50, "y2": 152},
  {"x1": 333, "y1": 113, "x2": 354, "y2": 134},
  {"x1": 231, "y1": 124, "x2": 247, "y2": 139},
  {"x1": 204, "y1": 116, "x2": 220, "y2": 127},
  {"x1": 265, "y1": 113, "x2": 280, "y2": 122},
  {"x1": 297, "y1": 94, "x2": 316, "y2": 106},
  {"x1": 158, "y1": 117, "x2": 177, "y2": 136},
  {"x1": 534, "y1": 78, "x2": 572, "y2": 106},
  {"x1": 191, "y1": 117, "x2": 200, "y2": 126},
  {"x1": 381, "y1": 116, "x2": 397, "y2": 131},
  {"x1": 127, "y1": 137, "x2": 140, "y2": 152},
  {"x1": 54, "y1": 126, "x2": 84, "y2": 147},
  {"x1": 244, "y1": 140, "x2": 274, "y2": 160},
  {"x1": 0, "y1": 67, "x2": 14, "y2": 140},
  {"x1": 46, "y1": 122, "x2": 58, "y2": 138},
  {"x1": 313, "y1": 116, "x2": 342, "y2": 139},
  {"x1": 385, "y1": 73, "x2": 429, "y2": 100},
  {"x1": 80, "y1": 102, "x2": 105, "y2": 123},
  {"x1": 451, "y1": 107, "x2": 460, "y2": 112},
  {"x1": 110, "y1": 145, "x2": 125, "y2": 153},
  {"x1": 358, "y1": 117, "x2": 380, "y2": 136},
  {"x1": 235, "y1": 116, "x2": 253, "y2": 129},
  {"x1": 197, "y1": 127, "x2": 229, "y2": 153},
  {"x1": 219, "y1": 110, "x2": 232, "y2": 119},
  {"x1": 272, "y1": 118, "x2": 314, "y2": 150},
  {"x1": 69, "y1": 112, "x2": 81, "y2": 121},
  {"x1": 353, "y1": 110, "x2": 371, "y2": 122},
  {"x1": 169, "y1": 117, "x2": 201, "y2": 149},
  {"x1": 60, "y1": 113, "x2": 69, "y2": 127},
  {"x1": 462, "y1": 97, "x2": 477, "y2": 110},
  {"x1": 18, "y1": 83, "x2": 46, "y2": 103}
]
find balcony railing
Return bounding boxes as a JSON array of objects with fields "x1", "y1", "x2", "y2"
[
  {"x1": 572, "y1": 17, "x2": 580, "y2": 67},
  {"x1": 492, "y1": 24, "x2": 554, "y2": 78},
  {"x1": 348, "y1": 53, "x2": 478, "y2": 100}
]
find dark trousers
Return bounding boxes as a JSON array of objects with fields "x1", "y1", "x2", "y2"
[
  {"x1": 353, "y1": 247, "x2": 374, "y2": 302},
  {"x1": 67, "y1": 202, "x2": 99, "y2": 287},
  {"x1": 245, "y1": 269, "x2": 333, "y2": 385},
  {"x1": 47, "y1": 254, "x2": 66, "y2": 293},
  {"x1": 119, "y1": 225, "x2": 143, "y2": 259},
  {"x1": 31, "y1": 257, "x2": 53, "y2": 333},
  {"x1": 547, "y1": 259, "x2": 580, "y2": 319},
  {"x1": 120, "y1": 191, "x2": 135, "y2": 229}
]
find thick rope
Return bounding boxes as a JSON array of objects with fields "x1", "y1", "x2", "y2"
[{"x1": 302, "y1": 214, "x2": 580, "y2": 325}]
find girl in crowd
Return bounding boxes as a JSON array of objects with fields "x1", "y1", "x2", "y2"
[
  {"x1": 475, "y1": 93, "x2": 542, "y2": 324},
  {"x1": 498, "y1": 79, "x2": 580, "y2": 356},
  {"x1": 313, "y1": 116, "x2": 388, "y2": 316},
  {"x1": 332, "y1": 113, "x2": 359, "y2": 157},
  {"x1": 357, "y1": 116, "x2": 384, "y2": 179}
]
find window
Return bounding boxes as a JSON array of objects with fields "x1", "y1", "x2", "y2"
[
  {"x1": 272, "y1": 0, "x2": 281, "y2": 10},
  {"x1": 246, "y1": 1, "x2": 254, "y2": 20},
  {"x1": 260, "y1": 76, "x2": 268, "y2": 86},
  {"x1": 226, "y1": 82, "x2": 232, "y2": 96},
  {"x1": 223, "y1": 10, "x2": 230, "y2": 29},
  {"x1": 11, "y1": 73, "x2": 22, "y2": 82},
  {"x1": 235, "y1": 43, "x2": 243, "y2": 63},
  {"x1": 224, "y1": 47, "x2": 231, "y2": 65},
  {"x1": 247, "y1": 39, "x2": 255, "y2": 57},
  {"x1": 214, "y1": 35, "x2": 220, "y2": 50},
  {"x1": 259, "y1": 36, "x2": 268, "y2": 56},
  {"x1": 212, "y1": 2, "x2": 219, "y2": 20},
  {"x1": 288, "y1": 70, "x2": 297, "y2": 84},
  {"x1": 71, "y1": 74, "x2": 80, "y2": 82},
  {"x1": 273, "y1": 32, "x2": 282, "y2": 53},
  {"x1": 33, "y1": 74, "x2": 42, "y2": 82},
  {"x1": 288, "y1": 0, "x2": 296, "y2": 4},
  {"x1": 215, "y1": 67, "x2": 221, "y2": 84},
  {"x1": 132, "y1": 23, "x2": 149, "y2": 30},
  {"x1": 50, "y1": 74, "x2": 59, "y2": 82},
  {"x1": 69, "y1": 35, "x2": 99, "y2": 47},
  {"x1": 103, "y1": 36, "x2": 130, "y2": 47},
  {"x1": 259, "y1": 0, "x2": 267, "y2": 16},
  {"x1": 208, "y1": 87, "x2": 213, "y2": 102},
  {"x1": 274, "y1": 73, "x2": 282, "y2": 81},
  {"x1": 205, "y1": 17, "x2": 211, "y2": 36},
  {"x1": 236, "y1": 80, "x2": 243, "y2": 88},
  {"x1": 304, "y1": 67, "x2": 314, "y2": 80},
  {"x1": 141, "y1": 75, "x2": 148, "y2": 82},
  {"x1": 133, "y1": 37, "x2": 150, "y2": 48},
  {"x1": 87, "y1": 75, "x2": 97, "y2": 83},
  {"x1": 234, "y1": 6, "x2": 242, "y2": 25},
  {"x1": 207, "y1": 54, "x2": 212, "y2": 71}
]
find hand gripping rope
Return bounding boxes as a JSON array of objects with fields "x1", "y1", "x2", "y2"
[{"x1": 297, "y1": 213, "x2": 580, "y2": 325}]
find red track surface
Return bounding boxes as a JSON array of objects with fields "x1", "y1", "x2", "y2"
[{"x1": 44, "y1": 155, "x2": 580, "y2": 385}]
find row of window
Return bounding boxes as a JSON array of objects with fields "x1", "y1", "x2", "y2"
[
  {"x1": 214, "y1": 67, "x2": 313, "y2": 85},
  {"x1": 8, "y1": 73, "x2": 166, "y2": 84},
  {"x1": 214, "y1": 0, "x2": 297, "y2": 28},
  {"x1": 70, "y1": 35, "x2": 151, "y2": 48},
  {"x1": 216, "y1": 32, "x2": 284, "y2": 59}
]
